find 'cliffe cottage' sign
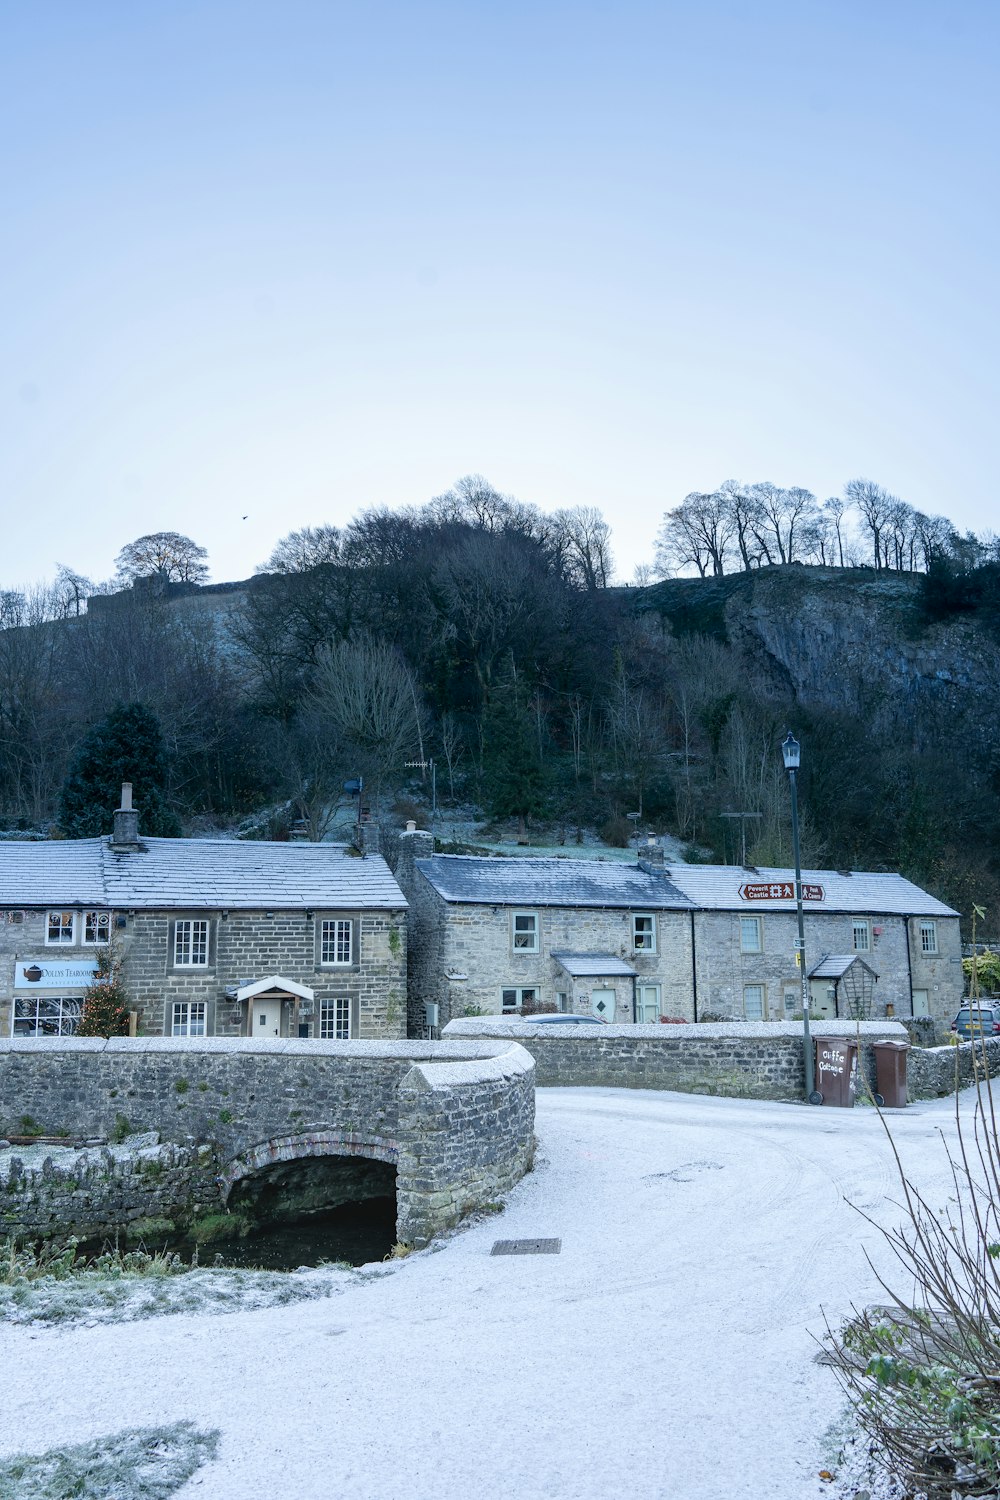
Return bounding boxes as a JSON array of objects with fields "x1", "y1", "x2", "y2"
[{"x1": 738, "y1": 882, "x2": 825, "y2": 902}]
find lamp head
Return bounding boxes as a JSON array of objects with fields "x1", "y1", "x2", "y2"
[{"x1": 781, "y1": 732, "x2": 801, "y2": 770}]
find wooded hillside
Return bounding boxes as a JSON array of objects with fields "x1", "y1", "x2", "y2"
[{"x1": 2, "y1": 502, "x2": 998, "y2": 935}]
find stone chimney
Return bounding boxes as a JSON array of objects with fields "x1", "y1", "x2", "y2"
[
  {"x1": 638, "y1": 835, "x2": 665, "y2": 875},
  {"x1": 357, "y1": 818, "x2": 382, "y2": 857},
  {"x1": 394, "y1": 824, "x2": 435, "y2": 891},
  {"x1": 110, "y1": 782, "x2": 140, "y2": 850}
]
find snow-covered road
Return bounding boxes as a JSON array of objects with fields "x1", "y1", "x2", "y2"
[{"x1": 2, "y1": 1086, "x2": 964, "y2": 1499}]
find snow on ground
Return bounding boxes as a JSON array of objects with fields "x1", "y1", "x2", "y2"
[{"x1": 0, "y1": 1086, "x2": 967, "y2": 1499}]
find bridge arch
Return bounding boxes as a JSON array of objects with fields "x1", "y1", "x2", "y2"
[{"x1": 219, "y1": 1130, "x2": 399, "y2": 1202}]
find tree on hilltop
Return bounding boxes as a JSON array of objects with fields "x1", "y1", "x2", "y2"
[{"x1": 114, "y1": 532, "x2": 209, "y2": 586}]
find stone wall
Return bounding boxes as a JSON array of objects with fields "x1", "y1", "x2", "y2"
[
  {"x1": 0, "y1": 1138, "x2": 219, "y2": 1243},
  {"x1": 444, "y1": 1017, "x2": 908, "y2": 1101},
  {"x1": 906, "y1": 1038, "x2": 1000, "y2": 1098},
  {"x1": 0, "y1": 1036, "x2": 535, "y2": 1248}
]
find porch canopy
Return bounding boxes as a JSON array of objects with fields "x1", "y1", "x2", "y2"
[
  {"x1": 231, "y1": 975, "x2": 315, "y2": 1003},
  {"x1": 808, "y1": 954, "x2": 878, "y2": 1017},
  {"x1": 552, "y1": 953, "x2": 637, "y2": 979}
]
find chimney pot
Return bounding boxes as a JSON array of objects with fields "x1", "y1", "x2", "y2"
[
  {"x1": 405, "y1": 820, "x2": 417, "y2": 833},
  {"x1": 120, "y1": 782, "x2": 133, "y2": 811}
]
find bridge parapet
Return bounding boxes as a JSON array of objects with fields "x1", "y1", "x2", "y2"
[{"x1": 0, "y1": 1037, "x2": 535, "y2": 1247}]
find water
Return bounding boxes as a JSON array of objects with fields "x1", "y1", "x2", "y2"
[
  {"x1": 193, "y1": 1197, "x2": 397, "y2": 1270},
  {"x1": 81, "y1": 1196, "x2": 398, "y2": 1272}
]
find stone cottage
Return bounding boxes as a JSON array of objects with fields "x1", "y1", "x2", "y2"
[
  {"x1": 393, "y1": 829, "x2": 963, "y2": 1031},
  {"x1": 0, "y1": 787, "x2": 407, "y2": 1040},
  {"x1": 666, "y1": 863, "x2": 962, "y2": 1025},
  {"x1": 394, "y1": 829, "x2": 696, "y2": 1032}
]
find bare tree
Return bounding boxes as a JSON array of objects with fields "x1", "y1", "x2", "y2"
[
  {"x1": 549, "y1": 506, "x2": 614, "y2": 589},
  {"x1": 305, "y1": 635, "x2": 423, "y2": 809},
  {"x1": 821, "y1": 496, "x2": 849, "y2": 567},
  {"x1": 114, "y1": 532, "x2": 209, "y2": 585},
  {"x1": 53, "y1": 565, "x2": 94, "y2": 617},
  {"x1": 259, "y1": 525, "x2": 342, "y2": 574},
  {"x1": 438, "y1": 711, "x2": 466, "y2": 800},
  {"x1": 844, "y1": 479, "x2": 895, "y2": 571},
  {"x1": 655, "y1": 492, "x2": 733, "y2": 577}
]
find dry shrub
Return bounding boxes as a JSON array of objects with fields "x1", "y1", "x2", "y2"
[{"x1": 824, "y1": 1041, "x2": 1000, "y2": 1496}]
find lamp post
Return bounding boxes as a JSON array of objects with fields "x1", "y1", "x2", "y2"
[{"x1": 782, "y1": 732, "x2": 817, "y2": 1103}]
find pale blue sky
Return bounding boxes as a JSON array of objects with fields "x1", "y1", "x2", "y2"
[{"x1": 2, "y1": 0, "x2": 997, "y2": 588}]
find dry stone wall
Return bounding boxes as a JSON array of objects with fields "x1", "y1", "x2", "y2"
[{"x1": 444, "y1": 1018, "x2": 909, "y2": 1101}]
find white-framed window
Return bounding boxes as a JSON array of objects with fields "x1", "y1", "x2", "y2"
[
  {"x1": 173, "y1": 919, "x2": 209, "y2": 967},
  {"x1": 632, "y1": 914, "x2": 657, "y2": 952},
  {"x1": 637, "y1": 984, "x2": 661, "y2": 1023},
  {"x1": 511, "y1": 911, "x2": 539, "y2": 952},
  {"x1": 84, "y1": 910, "x2": 112, "y2": 946},
  {"x1": 555, "y1": 991, "x2": 570, "y2": 1013},
  {"x1": 743, "y1": 984, "x2": 765, "y2": 1020},
  {"x1": 852, "y1": 919, "x2": 871, "y2": 953},
  {"x1": 739, "y1": 916, "x2": 762, "y2": 954},
  {"x1": 919, "y1": 921, "x2": 938, "y2": 955},
  {"x1": 319, "y1": 997, "x2": 351, "y2": 1039},
  {"x1": 320, "y1": 919, "x2": 353, "y2": 966},
  {"x1": 502, "y1": 986, "x2": 538, "y2": 1011},
  {"x1": 171, "y1": 1000, "x2": 206, "y2": 1037},
  {"x1": 46, "y1": 910, "x2": 76, "y2": 945},
  {"x1": 13, "y1": 995, "x2": 82, "y2": 1037}
]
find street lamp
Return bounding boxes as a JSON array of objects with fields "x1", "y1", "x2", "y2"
[{"x1": 782, "y1": 732, "x2": 818, "y2": 1103}]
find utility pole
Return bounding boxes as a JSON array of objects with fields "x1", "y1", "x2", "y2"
[
  {"x1": 404, "y1": 758, "x2": 436, "y2": 832},
  {"x1": 720, "y1": 811, "x2": 762, "y2": 867}
]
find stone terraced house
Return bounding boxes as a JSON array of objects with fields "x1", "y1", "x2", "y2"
[
  {"x1": 0, "y1": 789, "x2": 407, "y2": 1041},
  {"x1": 393, "y1": 828, "x2": 962, "y2": 1032}
]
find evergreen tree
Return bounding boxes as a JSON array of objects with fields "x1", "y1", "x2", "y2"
[
  {"x1": 77, "y1": 943, "x2": 131, "y2": 1038},
  {"x1": 59, "y1": 702, "x2": 181, "y2": 837},
  {"x1": 481, "y1": 669, "x2": 549, "y2": 835}
]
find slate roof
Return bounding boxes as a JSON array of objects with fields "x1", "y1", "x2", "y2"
[
  {"x1": 665, "y1": 864, "x2": 958, "y2": 918},
  {"x1": 0, "y1": 838, "x2": 407, "y2": 911},
  {"x1": 552, "y1": 953, "x2": 638, "y2": 978},
  {"x1": 414, "y1": 856, "x2": 693, "y2": 910},
  {"x1": 414, "y1": 853, "x2": 956, "y2": 918}
]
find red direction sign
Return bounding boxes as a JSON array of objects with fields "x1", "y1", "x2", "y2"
[{"x1": 738, "y1": 881, "x2": 825, "y2": 902}]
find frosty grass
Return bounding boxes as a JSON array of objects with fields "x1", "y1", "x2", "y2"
[{"x1": 0, "y1": 1421, "x2": 219, "y2": 1500}]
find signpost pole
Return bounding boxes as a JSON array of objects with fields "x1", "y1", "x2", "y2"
[{"x1": 782, "y1": 733, "x2": 816, "y2": 1103}]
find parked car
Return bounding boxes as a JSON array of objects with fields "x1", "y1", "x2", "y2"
[
  {"x1": 951, "y1": 1005, "x2": 1000, "y2": 1040},
  {"x1": 516, "y1": 1013, "x2": 607, "y2": 1025}
]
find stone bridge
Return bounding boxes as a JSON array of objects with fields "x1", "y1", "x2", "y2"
[{"x1": 0, "y1": 1037, "x2": 535, "y2": 1247}]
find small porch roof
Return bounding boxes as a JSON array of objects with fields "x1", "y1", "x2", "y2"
[
  {"x1": 232, "y1": 974, "x2": 315, "y2": 1003},
  {"x1": 808, "y1": 954, "x2": 878, "y2": 981},
  {"x1": 552, "y1": 952, "x2": 637, "y2": 979}
]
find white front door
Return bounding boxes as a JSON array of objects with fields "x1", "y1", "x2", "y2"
[
  {"x1": 912, "y1": 989, "x2": 930, "y2": 1017},
  {"x1": 252, "y1": 997, "x2": 283, "y2": 1037},
  {"x1": 591, "y1": 988, "x2": 616, "y2": 1022}
]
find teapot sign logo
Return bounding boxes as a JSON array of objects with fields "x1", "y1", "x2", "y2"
[{"x1": 23, "y1": 964, "x2": 43, "y2": 983}]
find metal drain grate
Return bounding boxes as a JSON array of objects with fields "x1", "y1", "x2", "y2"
[{"x1": 491, "y1": 1238, "x2": 561, "y2": 1256}]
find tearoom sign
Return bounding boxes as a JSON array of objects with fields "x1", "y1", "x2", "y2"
[{"x1": 15, "y1": 959, "x2": 99, "y2": 989}]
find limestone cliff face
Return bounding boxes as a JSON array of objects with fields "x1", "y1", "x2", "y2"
[{"x1": 641, "y1": 565, "x2": 998, "y2": 716}]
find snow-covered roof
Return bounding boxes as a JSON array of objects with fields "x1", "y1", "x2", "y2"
[
  {"x1": 665, "y1": 864, "x2": 957, "y2": 918},
  {"x1": 0, "y1": 837, "x2": 407, "y2": 912},
  {"x1": 808, "y1": 954, "x2": 878, "y2": 980},
  {"x1": 552, "y1": 952, "x2": 638, "y2": 978},
  {"x1": 414, "y1": 855, "x2": 693, "y2": 910}
]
